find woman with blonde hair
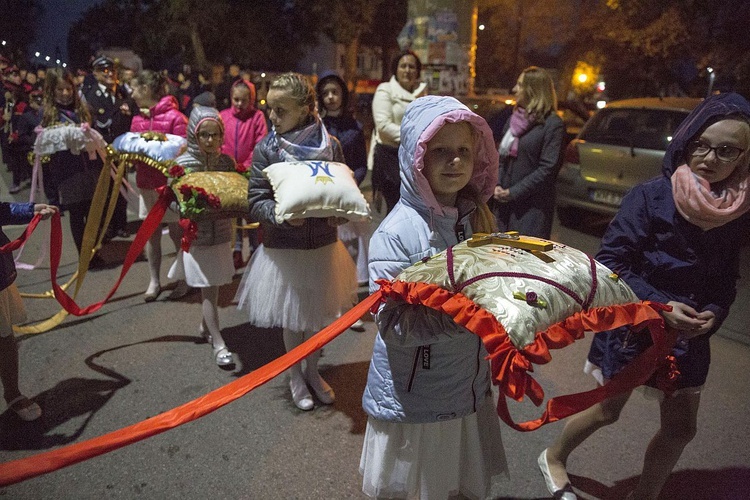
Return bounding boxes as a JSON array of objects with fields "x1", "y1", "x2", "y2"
[{"x1": 490, "y1": 66, "x2": 564, "y2": 238}]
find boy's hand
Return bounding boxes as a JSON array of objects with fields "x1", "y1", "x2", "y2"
[
  {"x1": 662, "y1": 301, "x2": 714, "y2": 338},
  {"x1": 33, "y1": 204, "x2": 59, "y2": 220}
]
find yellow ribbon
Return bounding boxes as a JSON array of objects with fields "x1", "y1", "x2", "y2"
[{"x1": 14, "y1": 153, "x2": 127, "y2": 334}]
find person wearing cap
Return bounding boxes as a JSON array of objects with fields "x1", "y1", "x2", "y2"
[{"x1": 82, "y1": 55, "x2": 137, "y2": 240}]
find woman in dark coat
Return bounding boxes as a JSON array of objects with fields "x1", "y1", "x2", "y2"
[{"x1": 491, "y1": 66, "x2": 564, "y2": 238}]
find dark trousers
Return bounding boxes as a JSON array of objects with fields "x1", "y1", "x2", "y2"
[{"x1": 371, "y1": 143, "x2": 401, "y2": 214}]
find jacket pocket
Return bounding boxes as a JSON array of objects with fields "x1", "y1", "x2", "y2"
[{"x1": 407, "y1": 345, "x2": 430, "y2": 392}]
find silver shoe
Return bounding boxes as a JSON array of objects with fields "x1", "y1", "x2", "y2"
[
  {"x1": 213, "y1": 346, "x2": 234, "y2": 366},
  {"x1": 538, "y1": 449, "x2": 577, "y2": 499},
  {"x1": 290, "y1": 380, "x2": 314, "y2": 411}
]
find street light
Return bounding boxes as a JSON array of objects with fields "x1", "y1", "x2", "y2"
[{"x1": 706, "y1": 67, "x2": 715, "y2": 97}]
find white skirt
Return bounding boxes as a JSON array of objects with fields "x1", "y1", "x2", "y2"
[
  {"x1": 0, "y1": 284, "x2": 26, "y2": 337},
  {"x1": 359, "y1": 394, "x2": 508, "y2": 500},
  {"x1": 168, "y1": 241, "x2": 234, "y2": 288},
  {"x1": 234, "y1": 241, "x2": 357, "y2": 332},
  {"x1": 139, "y1": 189, "x2": 179, "y2": 223}
]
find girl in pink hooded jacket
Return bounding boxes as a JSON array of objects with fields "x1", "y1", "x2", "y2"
[
  {"x1": 130, "y1": 70, "x2": 189, "y2": 302},
  {"x1": 220, "y1": 79, "x2": 268, "y2": 268}
]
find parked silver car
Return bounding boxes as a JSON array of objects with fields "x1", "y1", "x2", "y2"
[{"x1": 555, "y1": 97, "x2": 701, "y2": 226}]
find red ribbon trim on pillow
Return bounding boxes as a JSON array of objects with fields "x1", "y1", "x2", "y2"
[{"x1": 375, "y1": 279, "x2": 677, "y2": 431}]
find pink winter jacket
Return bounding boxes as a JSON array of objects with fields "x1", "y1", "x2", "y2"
[
  {"x1": 220, "y1": 80, "x2": 268, "y2": 168},
  {"x1": 130, "y1": 95, "x2": 188, "y2": 189}
]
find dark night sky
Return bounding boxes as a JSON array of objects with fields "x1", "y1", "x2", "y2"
[{"x1": 33, "y1": 0, "x2": 98, "y2": 63}]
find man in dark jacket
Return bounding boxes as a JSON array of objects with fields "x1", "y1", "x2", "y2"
[{"x1": 83, "y1": 56, "x2": 137, "y2": 240}]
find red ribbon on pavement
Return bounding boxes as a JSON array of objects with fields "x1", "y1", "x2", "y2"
[{"x1": 49, "y1": 186, "x2": 174, "y2": 316}]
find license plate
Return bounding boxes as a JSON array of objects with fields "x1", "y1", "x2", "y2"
[{"x1": 590, "y1": 189, "x2": 623, "y2": 206}]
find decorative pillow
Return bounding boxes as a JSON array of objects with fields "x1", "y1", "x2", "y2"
[
  {"x1": 263, "y1": 161, "x2": 370, "y2": 223},
  {"x1": 111, "y1": 131, "x2": 187, "y2": 174},
  {"x1": 394, "y1": 233, "x2": 639, "y2": 349},
  {"x1": 33, "y1": 123, "x2": 106, "y2": 157},
  {"x1": 171, "y1": 171, "x2": 248, "y2": 221}
]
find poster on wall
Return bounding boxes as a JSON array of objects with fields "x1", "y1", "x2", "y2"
[{"x1": 397, "y1": 6, "x2": 470, "y2": 95}]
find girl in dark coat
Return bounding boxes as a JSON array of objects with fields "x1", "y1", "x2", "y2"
[
  {"x1": 539, "y1": 93, "x2": 750, "y2": 500},
  {"x1": 491, "y1": 66, "x2": 564, "y2": 238}
]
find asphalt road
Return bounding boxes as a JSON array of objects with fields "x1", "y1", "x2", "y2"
[{"x1": 1, "y1": 167, "x2": 749, "y2": 499}]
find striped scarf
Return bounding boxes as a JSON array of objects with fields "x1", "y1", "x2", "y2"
[{"x1": 271, "y1": 116, "x2": 333, "y2": 162}]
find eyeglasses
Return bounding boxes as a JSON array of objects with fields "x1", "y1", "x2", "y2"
[
  {"x1": 688, "y1": 140, "x2": 745, "y2": 162},
  {"x1": 197, "y1": 131, "x2": 221, "y2": 140}
]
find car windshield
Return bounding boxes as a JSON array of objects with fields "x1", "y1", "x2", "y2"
[{"x1": 580, "y1": 108, "x2": 689, "y2": 151}]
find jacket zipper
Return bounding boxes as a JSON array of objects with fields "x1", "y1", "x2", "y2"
[
  {"x1": 407, "y1": 346, "x2": 422, "y2": 392},
  {"x1": 234, "y1": 121, "x2": 240, "y2": 159},
  {"x1": 472, "y1": 338, "x2": 481, "y2": 412}
]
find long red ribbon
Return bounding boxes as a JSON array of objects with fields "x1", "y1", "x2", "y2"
[{"x1": 0, "y1": 293, "x2": 381, "y2": 486}]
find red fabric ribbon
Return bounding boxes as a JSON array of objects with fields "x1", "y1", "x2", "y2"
[
  {"x1": 49, "y1": 186, "x2": 175, "y2": 316},
  {"x1": 375, "y1": 279, "x2": 678, "y2": 431},
  {"x1": 0, "y1": 292, "x2": 381, "y2": 486},
  {"x1": 0, "y1": 213, "x2": 43, "y2": 254},
  {"x1": 178, "y1": 218, "x2": 197, "y2": 252}
]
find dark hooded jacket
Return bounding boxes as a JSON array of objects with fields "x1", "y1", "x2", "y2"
[
  {"x1": 316, "y1": 73, "x2": 367, "y2": 184},
  {"x1": 248, "y1": 115, "x2": 345, "y2": 250},
  {"x1": 591, "y1": 93, "x2": 750, "y2": 387}
]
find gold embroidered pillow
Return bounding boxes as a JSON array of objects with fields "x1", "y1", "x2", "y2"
[
  {"x1": 171, "y1": 171, "x2": 249, "y2": 220},
  {"x1": 263, "y1": 161, "x2": 370, "y2": 223},
  {"x1": 394, "y1": 235, "x2": 639, "y2": 349}
]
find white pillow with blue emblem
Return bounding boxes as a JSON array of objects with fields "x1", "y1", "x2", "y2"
[{"x1": 263, "y1": 161, "x2": 371, "y2": 224}]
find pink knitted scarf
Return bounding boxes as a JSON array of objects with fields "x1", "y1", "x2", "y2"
[
  {"x1": 499, "y1": 107, "x2": 535, "y2": 158},
  {"x1": 671, "y1": 164, "x2": 750, "y2": 230}
]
